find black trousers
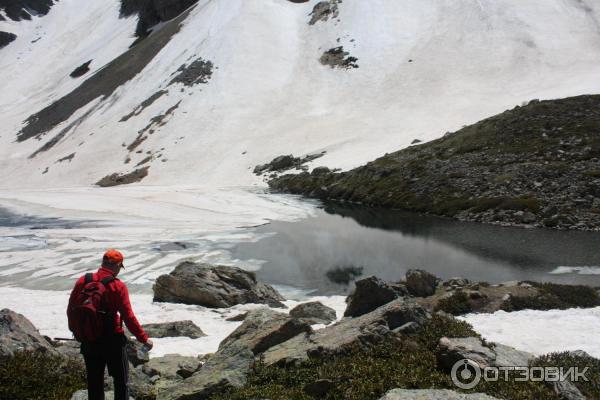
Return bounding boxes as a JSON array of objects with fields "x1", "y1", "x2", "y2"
[{"x1": 81, "y1": 334, "x2": 129, "y2": 400}]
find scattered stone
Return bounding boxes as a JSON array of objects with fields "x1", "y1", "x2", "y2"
[
  {"x1": 142, "y1": 320, "x2": 206, "y2": 339},
  {"x1": 405, "y1": 269, "x2": 440, "y2": 297},
  {"x1": 0, "y1": 309, "x2": 57, "y2": 356},
  {"x1": 344, "y1": 276, "x2": 408, "y2": 317},
  {"x1": 320, "y1": 46, "x2": 359, "y2": 69},
  {"x1": 380, "y1": 389, "x2": 501, "y2": 400},
  {"x1": 169, "y1": 58, "x2": 213, "y2": 87},
  {"x1": 70, "y1": 60, "x2": 92, "y2": 78},
  {"x1": 71, "y1": 389, "x2": 134, "y2": 400},
  {"x1": 141, "y1": 354, "x2": 203, "y2": 380},
  {"x1": 153, "y1": 261, "x2": 286, "y2": 308},
  {"x1": 96, "y1": 166, "x2": 149, "y2": 187},
  {"x1": 289, "y1": 301, "x2": 337, "y2": 324}
]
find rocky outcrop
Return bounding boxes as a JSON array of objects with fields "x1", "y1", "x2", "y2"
[
  {"x1": 157, "y1": 309, "x2": 309, "y2": 400},
  {"x1": 219, "y1": 309, "x2": 312, "y2": 354},
  {"x1": 404, "y1": 269, "x2": 440, "y2": 297},
  {"x1": 289, "y1": 301, "x2": 337, "y2": 325},
  {"x1": 153, "y1": 262, "x2": 286, "y2": 308},
  {"x1": 436, "y1": 337, "x2": 534, "y2": 370},
  {"x1": 70, "y1": 60, "x2": 92, "y2": 78},
  {"x1": 344, "y1": 276, "x2": 408, "y2": 317},
  {"x1": 0, "y1": 31, "x2": 17, "y2": 49},
  {"x1": 96, "y1": 166, "x2": 149, "y2": 187},
  {"x1": 142, "y1": 320, "x2": 205, "y2": 338},
  {"x1": 141, "y1": 354, "x2": 204, "y2": 380},
  {"x1": 1, "y1": 0, "x2": 54, "y2": 21},
  {"x1": 126, "y1": 340, "x2": 150, "y2": 366},
  {"x1": 270, "y1": 95, "x2": 600, "y2": 231},
  {"x1": 380, "y1": 389, "x2": 501, "y2": 400},
  {"x1": 120, "y1": 0, "x2": 199, "y2": 37},
  {"x1": 253, "y1": 152, "x2": 325, "y2": 175},
  {"x1": 308, "y1": 0, "x2": 340, "y2": 25},
  {"x1": 320, "y1": 46, "x2": 359, "y2": 69},
  {"x1": 263, "y1": 298, "x2": 429, "y2": 366},
  {"x1": 0, "y1": 309, "x2": 57, "y2": 356}
]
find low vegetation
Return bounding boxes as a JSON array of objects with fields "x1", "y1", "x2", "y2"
[
  {"x1": 502, "y1": 282, "x2": 600, "y2": 311},
  {"x1": 0, "y1": 351, "x2": 86, "y2": 400},
  {"x1": 212, "y1": 316, "x2": 563, "y2": 400}
]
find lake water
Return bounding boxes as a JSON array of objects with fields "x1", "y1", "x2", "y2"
[{"x1": 232, "y1": 203, "x2": 600, "y2": 295}]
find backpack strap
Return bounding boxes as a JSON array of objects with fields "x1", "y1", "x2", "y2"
[
  {"x1": 100, "y1": 276, "x2": 116, "y2": 286},
  {"x1": 84, "y1": 273, "x2": 94, "y2": 284}
]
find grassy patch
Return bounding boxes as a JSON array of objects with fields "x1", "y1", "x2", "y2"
[
  {"x1": 211, "y1": 315, "x2": 558, "y2": 400},
  {"x1": 503, "y1": 282, "x2": 600, "y2": 311},
  {"x1": 434, "y1": 291, "x2": 473, "y2": 316},
  {"x1": 0, "y1": 351, "x2": 86, "y2": 400},
  {"x1": 585, "y1": 169, "x2": 600, "y2": 178}
]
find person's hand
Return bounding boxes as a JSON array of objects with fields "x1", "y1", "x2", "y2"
[{"x1": 143, "y1": 339, "x2": 154, "y2": 351}]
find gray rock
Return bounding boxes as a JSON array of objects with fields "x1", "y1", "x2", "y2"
[
  {"x1": 153, "y1": 262, "x2": 286, "y2": 308},
  {"x1": 0, "y1": 309, "x2": 57, "y2": 356},
  {"x1": 311, "y1": 166, "x2": 331, "y2": 176},
  {"x1": 219, "y1": 308, "x2": 312, "y2": 355},
  {"x1": 380, "y1": 389, "x2": 500, "y2": 399},
  {"x1": 437, "y1": 337, "x2": 533, "y2": 370},
  {"x1": 143, "y1": 320, "x2": 205, "y2": 339},
  {"x1": 126, "y1": 340, "x2": 150, "y2": 366},
  {"x1": 263, "y1": 299, "x2": 429, "y2": 366},
  {"x1": 551, "y1": 380, "x2": 586, "y2": 400},
  {"x1": 405, "y1": 269, "x2": 440, "y2": 297},
  {"x1": 225, "y1": 312, "x2": 248, "y2": 322},
  {"x1": 142, "y1": 354, "x2": 203, "y2": 380},
  {"x1": 344, "y1": 276, "x2": 408, "y2": 317},
  {"x1": 289, "y1": 301, "x2": 336, "y2": 325}
]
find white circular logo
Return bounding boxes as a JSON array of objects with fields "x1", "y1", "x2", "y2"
[{"x1": 451, "y1": 359, "x2": 482, "y2": 390}]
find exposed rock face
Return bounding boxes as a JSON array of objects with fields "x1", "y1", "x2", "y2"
[
  {"x1": 96, "y1": 166, "x2": 149, "y2": 187},
  {"x1": 141, "y1": 354, "x2": 204, "y2": 380},
  {"x1": 263, "y1": 299, "x2": 430, "y2": 366},
  {"x1": 308, "y1": 0, "x2": 340, "y2": 25},
  {"x1": 344, "y1": 276, "x2": 408, "y2": 317},
  {"x1": 289, "y1": 301, "x2": 337, "y2": 325},
  {"x1": 168, "y1": 58, "x2": 213, "y2": 87},
  {"x1": 380, "y1": 389, "x2": 501, "y2": 400},
  {"x1": 0, "y1": 309, "x2": 57, "y2": 356},
  {"x1": 120, "y1": 0, "x2": 199, "y2": 37},
  {"x1": 70, "y1": 60, "x2": 92, "y2": 78},
  {"x1": 269, "y1": 95, "x2": 600, "y2": 231},
  {"x1": 0, "y1": 31, "x2": 17, "y2": 48},
  {"x1": 153, "y1": 261, "x2": 286, "y2": 308},
  {"x1": 157, "y1": 309, "x2": 308, "y2": 400},
  {"x1": 405, "y1": 269, "x2": 440, "y2": 297},
  {"x1": 1, "y1": 0, "x2": 54, "y2": 21},
  {"x1": 436, "y1": 337, "x2": 533, "y2": 370},
  {"x1": 142, "y1": 320, "x2": 205, "y2": 338},
  {"x1": 254, "y1": 152, "x2": 325, "y2": 175},
  {"x1": 320, "y1": 46, "x2": 359, "y2": 69}
]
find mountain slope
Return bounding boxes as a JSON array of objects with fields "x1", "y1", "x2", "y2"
[
  {"x1": 270, "y1": 95, "x2": 600, "y2": 230},
  {"x1": 2, "y1": 0, "x2": 600, "y2": 190}
]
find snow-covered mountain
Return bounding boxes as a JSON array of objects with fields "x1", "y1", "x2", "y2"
[{"x1": 3, "y1": 0, "x2": 600, "y2": 190}]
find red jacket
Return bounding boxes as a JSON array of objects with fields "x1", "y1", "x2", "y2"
[{"x1": 68, "y1": 267, "x2": 148, "y2": 343}]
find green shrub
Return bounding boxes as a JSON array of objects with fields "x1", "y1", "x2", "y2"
[
  {"x1": 533, "y1": 352, "x2": 600, "y2": 399},
  {"x1": 434, "y1": 291, "x2": 473, "y2": 316},
  {"x1": 502, "y1": 283, "x2": 600, "y2": 311},
  {"x1": 0, "y1": 351, "x2": 86, "y2": 400}
]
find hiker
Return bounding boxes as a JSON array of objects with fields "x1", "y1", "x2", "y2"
[{"x1": 67, "y1": 249, "x2": 153, "y2": 400}]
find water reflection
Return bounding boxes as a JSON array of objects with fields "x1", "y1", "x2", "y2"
[{"x1": 232, "y1": 204, "x2": 600, "y2": 295}]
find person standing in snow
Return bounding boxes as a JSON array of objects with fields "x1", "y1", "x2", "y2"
[{"x1": 67, "y1": 249, "x2": 153, "y2": 400}]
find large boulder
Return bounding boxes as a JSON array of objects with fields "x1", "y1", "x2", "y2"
[
  {"x1": 219, "y1": 308, "x2": 312, "y2": 354},
  {"x1": 380, "y1": 389, "x2": 500, "y2": 399},
  {"x1": 157, "y1": 309, "x2": 311, "y2": 400},
  {"x1": 263, "y1": 298, "x2": 430, "y2": 366},
  {"x1": 126, "y1": 340, "x2": 150, "y2": 366},
  {"x1": 143, "y1": 320, "x2": 205, "y2": 338},
  {"x1": 405, "y1": 269, "x2": 440, "y2": 297},
  {"x1": 344, "y1": 276, "x2": 408, "y2": 317},
  {"x1": 436, "y1": 337, "x2": 534, "y2": 370},
  {"x1": 153, "y1": 262, "x2": 286, "y2": 308},
  {"x1": 0, "y1": 309, "x2": 57, "y2": 356},
  {"x1": 142, "y1": 354, "x2": 204, "y2": 380},
  {"x1": 289, "y1": 301, "x2": 337, "y2": 325}
]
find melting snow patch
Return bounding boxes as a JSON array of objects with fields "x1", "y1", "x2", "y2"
[{"x1": 461, "y1": 307, "x2": 600, "y2": 359}]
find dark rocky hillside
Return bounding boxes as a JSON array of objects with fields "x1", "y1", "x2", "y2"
[
  {"x1": 0, "y1": 0, "x2": 54, "y2": 21},
  {"x1": 270, "y1": 95, "x2": 600, "y2": 230},
  {"x1": 120, "y1": 0, "x2": 199, "y2": 37}
]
